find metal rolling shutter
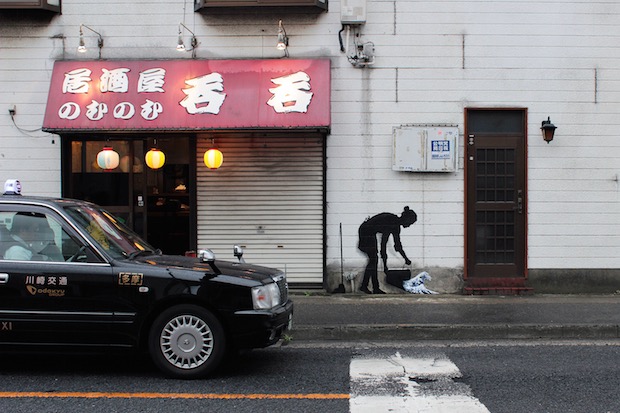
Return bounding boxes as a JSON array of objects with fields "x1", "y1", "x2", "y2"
[{"x1": 196, "y1": 133, "x2": 324, "y2": 285}]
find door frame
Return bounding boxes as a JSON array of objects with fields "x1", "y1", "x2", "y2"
[{"x1": 464, "y1": 108, "x2": 529, "y2": 289}]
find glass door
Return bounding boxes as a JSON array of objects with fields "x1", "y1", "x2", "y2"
[
  {"x1": 144, "y1": 137, "x2": 192, "y2": 256},
  {"x1": 63, "y1": 136, "x2": 193, "y2": 255},
  {"x1": 67, "y1": 139, "x2": 145, "y2": 236}
]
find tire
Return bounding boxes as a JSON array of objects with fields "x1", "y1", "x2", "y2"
[{"x1": 148, "y1": 305, "x2": 226, "y2": 379}]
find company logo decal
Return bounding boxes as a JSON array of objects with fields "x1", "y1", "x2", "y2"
[
  {"x1": 26, "y1": 285, "x2": 66, "y2": 297},
  {"x1": 25, "y1": 275, "x2": 67, "y2": 297}
]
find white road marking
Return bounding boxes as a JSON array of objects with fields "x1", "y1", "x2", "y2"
[{"x1": 350, "y1": 352, "x2": 490, "y2": 413}]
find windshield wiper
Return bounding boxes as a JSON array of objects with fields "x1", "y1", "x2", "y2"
[{"x1": 126, "y1": 250, "x2": 156, "y2": 260}]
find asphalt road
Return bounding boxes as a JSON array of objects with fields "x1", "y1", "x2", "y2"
[{"x1": 0, "y1": 341, "x2": 618, "y2": 413}]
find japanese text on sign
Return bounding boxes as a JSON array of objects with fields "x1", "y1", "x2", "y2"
[{"x1": 58, "y1": 67, "x2": 315, "y2": 123}]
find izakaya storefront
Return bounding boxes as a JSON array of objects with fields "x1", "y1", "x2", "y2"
[{"x1": 43, "y1": 59, "x2": 331, "y2": 286}]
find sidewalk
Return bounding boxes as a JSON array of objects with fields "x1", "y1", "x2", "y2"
[{"x1": 288, "y1": 293, "x2": 620, "y2": 341}]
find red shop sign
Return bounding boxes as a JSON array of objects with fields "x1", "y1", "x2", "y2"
[{"x1": 42, "y1": 59, "x2": 330, "y2": 132}]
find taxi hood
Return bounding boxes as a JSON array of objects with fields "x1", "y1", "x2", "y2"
[{"x1": 134, "y1": 253, "x2": 283, "y2": 283}]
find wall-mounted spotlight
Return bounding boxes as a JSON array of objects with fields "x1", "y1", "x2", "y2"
[
  {"x1": 78, "y1": 24, "x2": 104, "y2": 59},
  {"x1": 276, "y1": 20, "x2": 289, "y2": 57},
  {"x1": 176, "y1": 23, "x2": 198, "y2": 58},
  {"x1": 176, "y1": 29, "x2": 186, "y2": 52},
  {"x1": 541, "y1": 116, "x2": 557, "y2": 144}
]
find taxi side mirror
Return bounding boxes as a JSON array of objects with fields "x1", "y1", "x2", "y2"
[
  {"x1": 233, "y1": 245, "x2": 245, "y2": 263},
  {"x1": 198, "y1": 249, "x2": 220, "y2": 274}
]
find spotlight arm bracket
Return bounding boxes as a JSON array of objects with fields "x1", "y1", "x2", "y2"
[
  {"x1": 80, "y1": 24, "x2": 104, "y2": 49},
  {"x1": 79, "y1": 24, "x2": 104, "y2": 59},
  {"x1": 178, "y1": 22, "x2": 198, "y2": 57}
]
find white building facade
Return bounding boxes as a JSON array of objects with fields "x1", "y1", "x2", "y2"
[{"x1": 1, "y1": 0, "x2": 619, "y2": 294}]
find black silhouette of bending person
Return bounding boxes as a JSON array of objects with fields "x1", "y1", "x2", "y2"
[{"x1": 358, "y1": 206, "x2": 417, "y2": 294}]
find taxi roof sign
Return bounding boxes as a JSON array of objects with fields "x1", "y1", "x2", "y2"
[{"x1": 3, "y1": 179, "x2": 22, "y2": 195}]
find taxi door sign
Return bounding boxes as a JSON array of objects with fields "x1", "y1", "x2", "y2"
[{"x1": 118, "y1": 272, "x2": 143, "y2": 286}]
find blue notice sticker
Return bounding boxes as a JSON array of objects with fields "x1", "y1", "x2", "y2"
[{"x1": 431, "y1": 140, "x2": 451, "y2": 159}]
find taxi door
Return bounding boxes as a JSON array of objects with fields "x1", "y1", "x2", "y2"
[{"x1": 0, "y1": 205, "x2": 117, "y2": 349}]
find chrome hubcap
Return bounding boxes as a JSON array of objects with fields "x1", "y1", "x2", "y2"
[{"x1": 160, "y1": 314, "x2": 213, "y2": 370}]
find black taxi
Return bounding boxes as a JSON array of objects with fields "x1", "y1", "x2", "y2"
[{"x1": 0, "y1": 179, "x2": 293, "y2": 379}]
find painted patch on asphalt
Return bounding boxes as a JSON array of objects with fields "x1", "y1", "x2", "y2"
[{"x1": 350, "y1": 352, "x2": 490, "y2": 412}]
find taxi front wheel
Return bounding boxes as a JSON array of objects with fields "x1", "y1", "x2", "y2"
[{"x1": 148, "y1": 304, "x2": 226, "y2": 379}]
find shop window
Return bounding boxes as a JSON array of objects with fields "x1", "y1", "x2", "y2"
[
  {"x1": 70, "y1": 141, "x2": 133, "y2": 207},
  {"x1": 0, "y1": 0, "x2": 61, "y2": 13},
  {"x1": 195, "y1": 0, "x2": 327, "y2": 13}
]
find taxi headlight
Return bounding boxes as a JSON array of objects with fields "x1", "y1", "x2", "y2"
[{"x1": 251, "y1": 282, "x2": 281, "y2": 310}]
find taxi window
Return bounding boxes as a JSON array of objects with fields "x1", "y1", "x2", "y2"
[
  {"x1": 0, "y1": 210, "x2": 93, "y2": 263},
  {"x1": 65, "y1": 205, "x2": 156, "y2": 260},
  {"x1": 0, "y1": 213, "x2": 13, "y2": 257}
]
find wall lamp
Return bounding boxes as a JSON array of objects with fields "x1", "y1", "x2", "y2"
[
  {"x1": 78, "y1": 24, "x2": 104, "y2": 59},
  {"x1": 541, "y1": 116, "x2": 557, "y2": 144},
  {"x1": 177, "y1": 23, "x2": 198, "y2": 58},
  {"x1": 276, "y1": 20, "x2": 289, "y2": 57}
]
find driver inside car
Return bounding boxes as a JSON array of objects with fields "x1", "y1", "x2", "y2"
[{"x1": 4, "y1": 212, "x2": 63, "y2": 261}]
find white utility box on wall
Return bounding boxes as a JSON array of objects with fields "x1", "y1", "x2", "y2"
[
  {"x1": 341, "y1": 0, "x2": 367, "y2": 24},
  {"x1": 392, "y1": 125, "x2": 458, "y2": 172}
]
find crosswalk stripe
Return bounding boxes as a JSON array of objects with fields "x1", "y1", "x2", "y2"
[{"x1": 350, "y1": 352, "x2": 490, "y2": 412}]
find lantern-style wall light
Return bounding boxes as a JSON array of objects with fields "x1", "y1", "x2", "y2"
[
  {"x1": 97, "y1": 146, "x2": 120, "y2": 170},
  {"x1": 204, "y1": 148, "x2": 223, "y2": 170},
  {"x1": 145, "y1": 147, "x2": 166, "y2": 169},
  {"x1": 541, "y1": 116, "x2": 557, "y2": 144}
]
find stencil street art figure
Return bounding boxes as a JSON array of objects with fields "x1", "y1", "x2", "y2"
[{"x1": 357, "y1": 206, "x2": 417, "y2": 294}]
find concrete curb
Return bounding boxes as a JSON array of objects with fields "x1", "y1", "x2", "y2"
[{"x1": 289, "y1": 324, "x2": 620, "y2": 341}]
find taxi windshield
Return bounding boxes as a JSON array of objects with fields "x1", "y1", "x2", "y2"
[{"x1": 64, "y1": 204, "x2": 158, "y2": 260}]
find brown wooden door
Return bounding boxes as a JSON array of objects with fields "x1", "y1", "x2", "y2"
[{"x1": 466, "y1": 109, "x2": 527, "y2": 285}]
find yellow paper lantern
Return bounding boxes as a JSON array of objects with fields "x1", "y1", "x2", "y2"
[
  {"x1": 145, "y1": 148, "x2": 166, "y2": 170},
  {"x1": 97, "y1": 147, "x2": 120, "y2": 170},
  {"x1": 204, "y1": 148, "x2": 223, "y2": 169}
]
